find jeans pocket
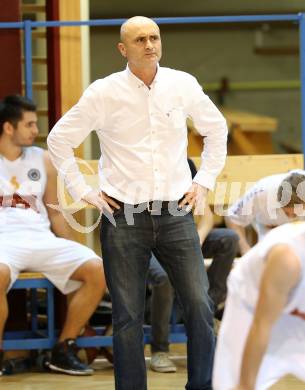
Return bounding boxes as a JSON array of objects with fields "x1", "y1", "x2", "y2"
[
  {"x1": 113, "y1": 207, "x2": 122, "y2": 217},
  {"x1": 112, "y1": 207, "x2": 126, "y2": 223}
]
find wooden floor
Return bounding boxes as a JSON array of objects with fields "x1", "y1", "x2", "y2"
[{"x1": 1, "y1": 345, "x2": 305, "y2": 389}]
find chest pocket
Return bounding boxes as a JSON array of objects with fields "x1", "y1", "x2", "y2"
[{"x1": 166, "y1": 107, "x2": 186, "y2": 129}]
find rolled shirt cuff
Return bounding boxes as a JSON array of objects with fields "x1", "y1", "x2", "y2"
[{"x1": 193, "y1": 170, "x2": 216, "y2": 191}]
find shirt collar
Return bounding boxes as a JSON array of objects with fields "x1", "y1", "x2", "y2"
[{"x1": 126, "y1": 63, "x2": 161, "y2": 89}]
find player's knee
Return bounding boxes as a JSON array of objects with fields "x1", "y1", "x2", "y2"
[
  {"x1": 220, "y1": 230, "x2": 239, "y2": 251},
  {"x1": 82, "y1": 259, "x2": 106, "y2": 289},
  {"x1": 0, "y1": 264, "x2": 11, "y2": 292}
]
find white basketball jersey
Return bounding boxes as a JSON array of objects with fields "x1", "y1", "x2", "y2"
[
  {"x1": 229, "y1": 221, "x2": 305, "y2": 315},
  {"x1": 227, "y1": 171, "x2": 305, "y2": 240},
  {"x1": 0, "y1": 146, "x2": 50, "y2": 233}
]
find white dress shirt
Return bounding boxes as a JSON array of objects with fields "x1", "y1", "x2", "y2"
[{"x1": 47, "y1": 65, "x2": 228, "y2": 204}]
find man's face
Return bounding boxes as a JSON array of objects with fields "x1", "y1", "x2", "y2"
[
  {"x1": 283, "y1": 203, "x2": 305, "y2": 218},
  {"x1": 118, "y1": 19, "x2": 162, "y2": 70},
  {"x1": 11, "y1": 111, "x2": 39, "y2": 146},
  {"x1": 282, "y1": 205, "x2": 298, "y2": 218}
]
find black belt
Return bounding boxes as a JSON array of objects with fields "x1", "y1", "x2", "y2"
[{"x1": 112, "y1": 198, "x2": 184, "y2": 213}]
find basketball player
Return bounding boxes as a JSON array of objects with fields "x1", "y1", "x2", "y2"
[
  {"x1": 225, "y1": 171, "x2": 305, "y2": 254},
  {"x1": 213, "y1": 221, "x2": 305, "y2": 390},
  {"x1": 0, "y1": 95, "x2": 106, "y2": 376}
]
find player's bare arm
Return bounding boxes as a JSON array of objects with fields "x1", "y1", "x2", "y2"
[{"x1": 236, "y1": 244, "x2": 301, "y2": 390}]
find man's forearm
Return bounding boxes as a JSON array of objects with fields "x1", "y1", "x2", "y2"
[
  {"x1": 196, "y1": 205, "x2": 214, "y2": 245},
  {"x1": 238, "y1": 320, "x2": 271, "y2": 389},
  {"x1": 197, "y1": 224, "x2": 212, "y2": 245},
  {"x1": 47, "y1": 109, "x2": 94, "y2": 202},
  {"x1": 225, "y1": 217, "x2": 251, "y2": 254},
  {"x1": 47, "y1": 137, "x2": 92, "y2": 201}
]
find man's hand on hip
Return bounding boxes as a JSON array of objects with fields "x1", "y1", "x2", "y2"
[
  {"x1": 82, "y1": 190, "x2": 120, "y2": 214},
  {"x1": 179, "y1": 183, "x2": 208, "y2": 215}
]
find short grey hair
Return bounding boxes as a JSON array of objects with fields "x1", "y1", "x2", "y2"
[{"x1": 277, "y1": 172, "x2": 305, "y2": 207}]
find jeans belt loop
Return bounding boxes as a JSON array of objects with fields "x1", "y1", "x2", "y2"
[{"x1": 147, "y1": 201, "x2": 158, "y2": 213}]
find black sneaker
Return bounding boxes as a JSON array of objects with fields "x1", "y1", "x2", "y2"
[
  {"x1": 49, "y1": 339, "x2": 93, "y2": 376},
  {"x1": 0, "y1": 350, "x2": 3, "y2": 376}
]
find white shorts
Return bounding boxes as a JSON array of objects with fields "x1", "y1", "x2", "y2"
[
  {"x1": 0, "y1": 230, "x2": 102, "y2": 294},
  {"x1": 213, "y1": 291, "x2": 305, "y2": 390}
]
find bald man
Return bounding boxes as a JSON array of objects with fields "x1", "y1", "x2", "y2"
[{"x1": 48, "y1": 16, "x2": 227, "y2": 390}]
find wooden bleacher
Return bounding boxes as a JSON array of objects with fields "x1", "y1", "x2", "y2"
[
  {"x1": 194, "y1": 153, "x2": 304, "y2": 206},
  {"x1": 187, "y1": 108, "x2": 279, "y2": 156}
]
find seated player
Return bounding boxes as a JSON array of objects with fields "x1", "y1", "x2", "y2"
[
  {"x1": 225, "y1": 170, "x2": 305, "y2": 254},
  {"x1": 0, "y1": 95, "x2": 106, "y2": 376}
]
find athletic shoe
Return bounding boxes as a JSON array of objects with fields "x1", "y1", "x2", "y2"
[
  {"x1": 49, "y1": 339, "x2": 93, "y2": 376},
  {"x1": 150, "y1": 352, "x2": 177, "y2": 373}
]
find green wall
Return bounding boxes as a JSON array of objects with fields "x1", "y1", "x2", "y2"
[{"x1": 89, "y1": 1, "x2": 305, "y2": 157}]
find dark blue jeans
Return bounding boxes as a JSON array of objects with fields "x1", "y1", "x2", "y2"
[
  {"x1": 101, "y1": 207, "x2": 215, "y2": 390},
  {"x1": 148, "y1": 254, "x2": 175, "y2": 354},
  {"x1": 204, "y1": 228, "x2": 239, "y2": 306}
]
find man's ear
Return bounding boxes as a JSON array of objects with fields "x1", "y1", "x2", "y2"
[
  {"x1": 2, "y1": 121, "x2": 14, "y2": 136},
  {"x1": 117, "y1": 42, "x2": 127, "y2": 58}
]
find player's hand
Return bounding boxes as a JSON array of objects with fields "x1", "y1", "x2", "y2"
[{"x1": 178, "y1": 183, "x2": 208, "y2": 215}]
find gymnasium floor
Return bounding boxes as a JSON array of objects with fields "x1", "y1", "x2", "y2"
[{"x1": 1, "y1": 345, "x2": 305, "y2": 390}]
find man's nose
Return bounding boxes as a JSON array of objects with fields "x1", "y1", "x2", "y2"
[
  {"x1": 32, "y1": 124, "x2": 39, "y2": 136},
  {"x1": 286, "y1": 208, "x2": 295, "y2": 217},
  {"x1": 145, "y1": 39, "x2": 153, "y2": 49}
]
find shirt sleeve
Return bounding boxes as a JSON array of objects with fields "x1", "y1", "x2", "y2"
[
  {"x1": 186, "y1": 75, "x2": 228, "y2": 190},
  {"x1": 47, "y1": 81, "x2": 104, "y2": 201},
  {"x1": 227, "y1": 185, "x2": 262, "y2": 227}
]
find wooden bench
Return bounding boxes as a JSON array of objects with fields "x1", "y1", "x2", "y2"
[{"x1": 187, "y1": 109, "x2": 278, "y2": 156}]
